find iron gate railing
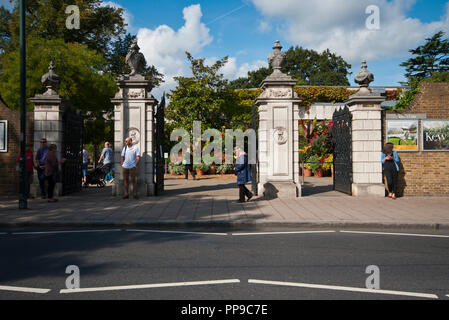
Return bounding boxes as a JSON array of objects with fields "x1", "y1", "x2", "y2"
[
  {"x1": 332, "y1": 106, "x2": 353, "y2": 195},
  {"x1": 154, "y1": 94, "x2": 165, "y2": 196},
  {"x1": 62, "y1": 109, "x2": 83, "y2": 195}
]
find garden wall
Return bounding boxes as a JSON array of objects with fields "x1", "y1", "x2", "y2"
[
  {"x1": 383, "y1": 83, "x2": 449, "y2": 196},
  {"x1": 0, "y1": 96, "x2": 34, "y2": 196}
]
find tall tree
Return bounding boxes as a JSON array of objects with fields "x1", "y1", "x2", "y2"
[
  {"x1": 5, "y1": 0, "x2": 126, "y2": 57},
  {"x1": 0, "y1": 5, "x2": 12, "y2": 52},
  {"x1": 167, "y1": 52, "x2": 230, "y2": 132},
  {"x1": 228, "y1": 46, "x2": 351, "y2": 89},
  {"x1": 400, "y1": 31, "x2": 449, "y2": 80}
]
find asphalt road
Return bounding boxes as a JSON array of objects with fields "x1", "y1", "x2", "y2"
[{"x1": 1, "y1": 227, "x2": 449, "y2": 301}]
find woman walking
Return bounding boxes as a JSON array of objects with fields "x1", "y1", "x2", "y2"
[
  {"x1": 234, "y1": 147, "x2": 253, "y2": 203},
  {"x1": 382, "y1": 142, "x2": 400, "y2": 200},
  {"x1": 45, "y1": 144, "x2": 59, "y2": 203}
]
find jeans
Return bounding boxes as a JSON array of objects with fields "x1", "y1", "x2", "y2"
[
  {"x1": 37, "y1": 167, "x2": 47, "y2": 197},
  {"x1": 238, "y1": 184, "x2": 253, "y2": 202}
]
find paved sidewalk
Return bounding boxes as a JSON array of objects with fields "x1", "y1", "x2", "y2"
[{"x1": 1, "y1": 176, "x2": 448, "y2": 229}]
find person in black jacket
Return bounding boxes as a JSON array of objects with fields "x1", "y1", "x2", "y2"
[
  {"x1": 184, "y1": 147, "x2": 196, "y2": 180},
  {"x1": 234, "y1": 146, "x2": 253, "y2": 203}
]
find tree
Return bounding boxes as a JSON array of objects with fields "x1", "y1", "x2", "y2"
[
  {"x1": 5, "y1": 0, "x2": 126, "y2": 57},
  {"x1": 0, "y1": 5, "x2": 12, "y2": 52},
  {"x1": 166, "y1": 52, "x2": 230, "y2": 132},
  {"x1": 400, "y1": 31, "x2": 449, "y2": 80},
  {"x1": 0, "y1": 37, "x2": 117, "y2": 145},
  {"x1": 228, "y1": 46, "x2": 351, "y2": 89}
]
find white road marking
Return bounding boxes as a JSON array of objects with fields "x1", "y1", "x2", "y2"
[
  {"x1": 340, "y1": 230, "x2": 449, "y2": 238},
  {"x1": 248, "y1": 279, "x2": 438, "y2": 299},
  {"x1": 11, "y1": 229, "x2": 122, "y2": 235},
  {"x1": 232, "y1": 231, "x2": 336, "y2": 236},
  {"x1": 0, "y1": 285, "x2": 51, "y2": 294},
  {"x1": 126, "y1": 229, "x2": 228, "y2": 236},
  {"x1": 0, "y1": 233, "x2": 8, "y2": 235},
  {"x1": 60, "y1": 279, "x2": 240, "y2": 294}
]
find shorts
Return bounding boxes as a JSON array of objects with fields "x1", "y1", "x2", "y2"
[
  {"x1": 82, "y1": 163, "x2": 88, "y2": 177},
  {"x1": 122, "y1": 167, "x2": 136, "y2": 180}
]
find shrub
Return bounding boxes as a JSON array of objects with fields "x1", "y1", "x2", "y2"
[{"x1": 217, "y1": 163, "x2": 234, "y2": 174}]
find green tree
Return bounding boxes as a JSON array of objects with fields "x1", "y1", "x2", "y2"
[
  {"x1": 400, "y1": 31, "x2": 449, "y2": 80},
  {"x1": 228, "y1": 46, "x2": 351, "y2": 89},
  {"x1": 0, "y1": 37, "x2": 116, "y2": 145},
  {"x1": 0, "y1": 5, "x2": 12, "y2": 52},
  {"x1": 5, "y1": 0, "x2": 126, "y2": 57},
  {"x1": 166, "y1": 52, "x2": 229, "y2": 132}
]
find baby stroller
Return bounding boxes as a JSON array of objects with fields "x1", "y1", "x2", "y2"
[{"x1": 84, "y1": 165, "x2": 106, "y2": 188}]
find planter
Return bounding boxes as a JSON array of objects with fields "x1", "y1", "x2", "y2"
[
  {"x1": 303, "y1": 168, "x2": 313, "y2": 177},
  {"x1": 195, "y1": 168, "x2": 205, "y2": 176},
  {"x1": 314, "y1": 168, "x2": 325, "y2": 177},
  {"x1": 209, "y1": 164, "x2": 217, "y2": 175}
]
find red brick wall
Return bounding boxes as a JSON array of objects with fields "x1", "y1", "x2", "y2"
[
  {"x1": 0, "y1": 97, "x2": 34, "y2": 196},
  {"x1": 383, "y1": 83, "x2": 449, "y2": 196}
]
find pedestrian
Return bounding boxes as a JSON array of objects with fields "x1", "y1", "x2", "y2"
[
  {"x1": 183, "y1": 147, "x2": 196, "y2": 180},
  {"x1": 382, "y1": 142, "x2": 400, "y2": 200},
  {"x1": 35, "y1": 138, "x2": 49, "y2": 199},
  {"x1": 121, "y1": 137, "x2": 140, "y2": 199},
  {"x1": 45, "y1": 144, "x2": 59, "y2": 203},
  {"x1": 17, "y1": 143, "x2": 34, "y2": 199},
  {"x1": 98, "y1": 142, "x2": 114, "y2": 181},
  {"x1": 82, "y1": 146, "x2": 89, "y2": 184},
  {"x1": 234, "y1": 146, "x2": 253, "y2": 203}
]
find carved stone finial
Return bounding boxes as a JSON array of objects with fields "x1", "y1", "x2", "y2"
[
  {"x1": 125, "y1": 38, "x2": 146, "y2": 76},
  {"x1": 354, "y1": 60, "x2": 374, "y2": 89},
  {"x1": 41, "y1": 61, "x2": 61, "y2": 96},
  {"x1": 268, "y1": 40, "x2": 286, "y2": 72}
]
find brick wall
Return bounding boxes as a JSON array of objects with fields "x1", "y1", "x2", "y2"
[
  {"x1": 0, "y1": 97, "x2": 34, "y2": 196},
  {"x1": 383, "y1": 83, "x2": 449, "y2": 196}
]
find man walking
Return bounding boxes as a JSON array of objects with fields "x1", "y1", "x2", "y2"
[
  {"x1": 35, "y1": 138, "x2": 49, "y2": 199},
  {"x1": 98, "y1": 142, "x2": 114, "y2": 181},
  {"x1": 234, "y1": 146, "x2": 253, "y2": 203},
  {"x1": 121, "y1": 137, "x2": 140, "y2": 199}
]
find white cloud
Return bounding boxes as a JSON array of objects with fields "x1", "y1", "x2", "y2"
[
  {"x1": 221, "y1": 57, "x2": 267, "y2": 80},
  {"x1": 137, "y1": 4, "x2": 213, "y2": 98},
  {"x1": 251, "y1": 0, "x2": 449, "y2": 64}
]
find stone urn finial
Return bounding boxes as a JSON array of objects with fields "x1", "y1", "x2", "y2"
[
  {"x1": 354, "y1": 60, "x2": 374, "y2": 95},
  {"x1": 268, "y1": 40, "x2": 287, "y2": 73},
  {"x1": 126, "y1": 38, "x2": 146, "y2": 76},
  {"x1": 41, "y1": 61, "x2": 61, "y2": 96}
]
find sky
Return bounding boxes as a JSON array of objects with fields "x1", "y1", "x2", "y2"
[{"x1": 2, "y1": 0, "x2": 449, "y2": 99}]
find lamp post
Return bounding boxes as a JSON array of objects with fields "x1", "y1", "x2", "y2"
[{"x1": 19, "y1": 0, "x2": 27, "y2": 209}]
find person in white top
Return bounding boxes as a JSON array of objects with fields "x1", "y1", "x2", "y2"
[{"x1": 121, "y1": 137, "x2": 141, "y2": 199}]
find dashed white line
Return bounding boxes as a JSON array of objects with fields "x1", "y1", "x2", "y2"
[
  {"x1": 340, "y1": 230, "x2": 449, "y2": 238},
  {"x1": 0, "y1": 285, "x2": 51, "y2": 294},
  {"x1": 248, "y1": 279, "x2": 438, "y2": 299},
  {"x1": 60, "y1": 279, "x2": 240, "y2": 294},
  {"x1": 11, "y1": 229, "x2": 122, "y2": 235},
  {"x1": 232, "y1": 231, "x2": 336, "y2": 236},
  {"x1": 126, "y1": 229, "x2": 228, "y2": 236}
]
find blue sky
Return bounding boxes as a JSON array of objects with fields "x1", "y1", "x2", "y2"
[{"x1": 2, "y1": 0, "x2": 449, "y2": 97}]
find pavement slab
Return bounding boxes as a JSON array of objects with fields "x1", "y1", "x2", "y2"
[{"x1": 0, "y1": 176, "x2": 448, "y2": 230}]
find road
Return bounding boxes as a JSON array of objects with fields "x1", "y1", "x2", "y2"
[{"x1": 1, "y1": 227, "x2": 449, "y2": 301}]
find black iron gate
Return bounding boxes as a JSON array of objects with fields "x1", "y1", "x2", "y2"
[
  {"x1": 62, "y1": 109, "x2": 83, "y2": 195},
  {"x1": 250, "y1": 102, "x2": 259, "y2": 196},
  {"x1": 154, "y1": 94, "x2": 165, "y2": 195},
  {"x1": 332, "y1": 106, "x2": 352, "y2": 195}
]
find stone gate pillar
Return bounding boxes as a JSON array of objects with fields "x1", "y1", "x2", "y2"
[
  {"x1": 255, "y1": 41, "x2": 302, "y2": 198},
  {"x1": 111, "y1": 39, "x2": 158, "y2": 197},
  {"x1": 345, "y1": 61, "x2": 386, "y2": 197},
  {"x1": 30, "y1": 62, "x2": 64, "y2": 197}
]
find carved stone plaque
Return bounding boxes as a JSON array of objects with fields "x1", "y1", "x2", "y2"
[
  {"x1": 127, "y1": 127, "x2": 140, "y2": 145},
  {"x1": 274, "y1": 127, "x2": 288, "y2": 145}
]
